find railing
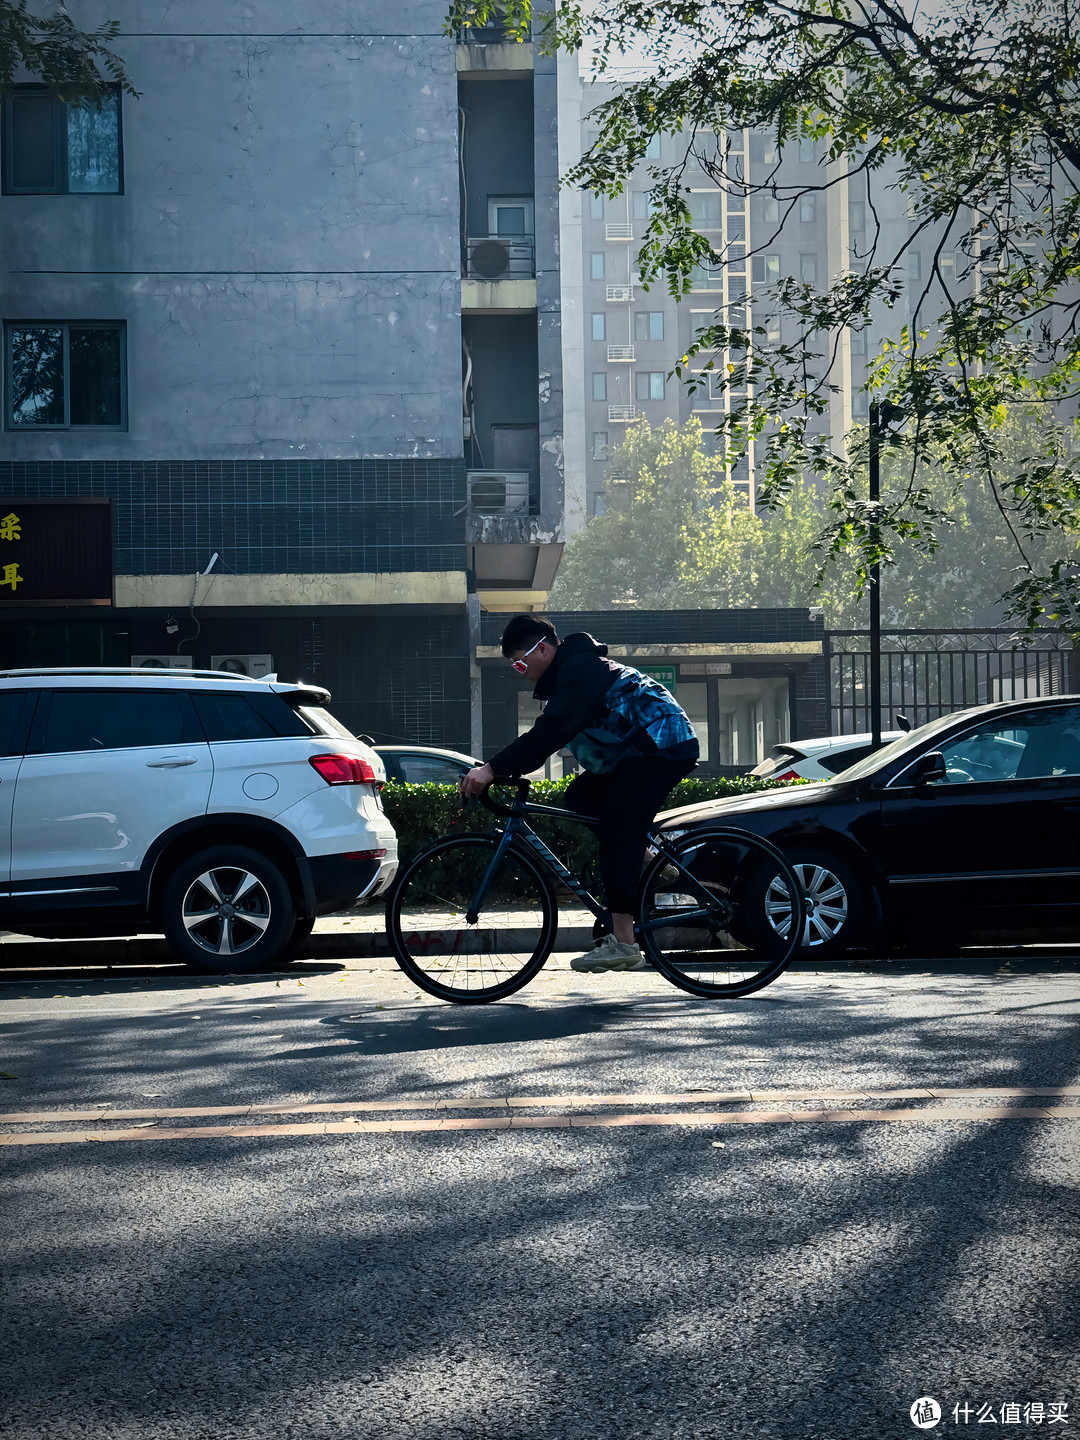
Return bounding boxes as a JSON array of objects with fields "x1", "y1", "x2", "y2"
[
  {"x1": 605, "y1": 283, "x2": 634, "y2": 302},
  {"x1": 607, "y1": 344, "x2": 635, "y2": 361},
  {"x1": 826, "y1": 629, "x2": 1076, "y2": 734},
  {"x1": 463, "y1": 235, "x2": 535, "y2": 280},
  {"x1": 608, "y1": 404, "x2": 638, "y2": 422},
  {"x1": 605, "y1": 222, "x2": 634, "y2": 241}
]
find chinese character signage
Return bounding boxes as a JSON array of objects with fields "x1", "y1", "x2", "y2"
[
  {"x1": 0, "y1": 499, "x2": 112, "y2": 605},
  {"x1": 639, "y1": 665, "x2": 678, "y2": 694}
]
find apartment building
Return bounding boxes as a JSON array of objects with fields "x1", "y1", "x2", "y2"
[
  {"x1": 572, "y1": 76, "x2": 940, "y2": 521},
  {"x1": 0, "y1": 3, "x2": 565, "y2": 754}
]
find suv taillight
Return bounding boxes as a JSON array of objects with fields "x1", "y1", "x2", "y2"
[
  {"x1": 773, "y1": 768, "x2": 801, "y2": 782},
  {"x1": 309, "y1": 753, "x2": 378, "y2": 785}
]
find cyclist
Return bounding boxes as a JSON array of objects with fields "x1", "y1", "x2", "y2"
[{"x1": 458, "y1": 615, "x2": 699, "y2": 972}]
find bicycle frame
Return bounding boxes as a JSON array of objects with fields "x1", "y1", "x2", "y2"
[{"x1": 464, "y1": 793, "x2": 729, "y2": 937}]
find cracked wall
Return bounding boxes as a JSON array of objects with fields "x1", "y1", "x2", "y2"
[{"x1": 3, "y1": 4, "x2": 463, "y2": 462}]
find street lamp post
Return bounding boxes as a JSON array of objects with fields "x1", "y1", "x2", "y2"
[
  {"x1": 868, "y1": 402, "x2": 883, "y2": 752},
  {"x1": 867, "y1": 401, "x2": 905, "y2": 752}
]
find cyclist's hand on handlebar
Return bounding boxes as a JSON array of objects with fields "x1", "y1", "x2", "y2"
[{"x1": 458, "y1": 761, "x2": 495, "y2": 798}]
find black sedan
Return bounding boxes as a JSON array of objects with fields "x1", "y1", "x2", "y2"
[{"x1": 658, "y1": 695, "x2": 1080, "y2": 954}]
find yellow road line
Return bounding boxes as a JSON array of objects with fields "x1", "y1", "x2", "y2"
[
  {"x1": 2, "y1": 1086, "x2": 1078, "y2": 1127},
  {"x1": 1, "y1": 1105, "x2": 1077, "y2": 1147}
]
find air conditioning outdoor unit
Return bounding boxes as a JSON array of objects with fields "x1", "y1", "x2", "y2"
[
  {"x1": 131, "y1": 655, "x2": 194, "y2": 669},
  {"x1": 466, "y1": 470, "x2": 531, "y2": 515},
  {"x1": 469, "y1": 237, "x2": 533, "y2": 279},
  {"x1": 210, "y1": 653, "x2": 274, "y2": 678}
]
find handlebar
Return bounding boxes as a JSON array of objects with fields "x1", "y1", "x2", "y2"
[{"x1": 465, "y1": 777, "x2": 532, "y2": 817}]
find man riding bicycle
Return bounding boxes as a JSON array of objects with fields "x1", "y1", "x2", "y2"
[{"x1": 459, "y1": 615, "x2": 699, "y2": 972}]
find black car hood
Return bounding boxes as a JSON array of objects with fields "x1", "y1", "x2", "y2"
[{"x1": 657, "y1": 781, "x2": 843, "y2": 827}]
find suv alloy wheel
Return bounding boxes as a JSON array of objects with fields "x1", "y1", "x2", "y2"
[{"x1": 161, "y1": 844, "x2": 298, "y2": 973}]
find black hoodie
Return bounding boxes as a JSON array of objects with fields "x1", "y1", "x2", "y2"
[{"x1": 488, "y1": 632, "x2": 697, "y2": 777}]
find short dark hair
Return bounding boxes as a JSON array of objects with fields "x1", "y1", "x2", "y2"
[{"x1": 500, "y1": 614, "x2": 559, "y2": 658}]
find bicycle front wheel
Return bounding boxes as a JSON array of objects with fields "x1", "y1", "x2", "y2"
[
  {"x1": 385, "y1": 834, "x2": 557, "y2": 1003},
  {"x1": 638, "y1": 829, "x2": 804, "y2": 998}
]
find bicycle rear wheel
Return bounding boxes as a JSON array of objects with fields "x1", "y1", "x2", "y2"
[
  {"x1": 637, "y1": 829, "x2": 804, "y2": 998},
  {"x1": 385, "y1": 834, "x2": 557, "y2": 1003}
]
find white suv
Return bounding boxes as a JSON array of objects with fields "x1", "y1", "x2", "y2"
[{"x1": 0, "y1": 669, "x2": 398, "y2": 973}]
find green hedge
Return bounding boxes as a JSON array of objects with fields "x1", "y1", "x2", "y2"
[{"x1": 381, "y1": 774, "x2": 793, "y2": 882}]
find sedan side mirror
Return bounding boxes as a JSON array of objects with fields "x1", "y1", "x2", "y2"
[{"x1": 909, "y1": 751, "x2": 947, "y2": 785}]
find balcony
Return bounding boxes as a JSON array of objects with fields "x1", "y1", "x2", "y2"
[
  {"x1": 605, "y1": 222, "x2": 634, "y2": 241},
  {"x1": 464, "y1": 234, "x2": 535, "y2": 280},
  {"x1": 608, "y1": 404, "x2": 638, "y2": 422},
  {"x1": 605, "y1": 284, "x2": 634, "y2": 303},
  {"x1": 607, "y1": 345, "x2": 635, "y2": 362}
]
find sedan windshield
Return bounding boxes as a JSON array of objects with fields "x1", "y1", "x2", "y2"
[{"x1": 828, "y1": 709, "x2": 978, "y2": 783}]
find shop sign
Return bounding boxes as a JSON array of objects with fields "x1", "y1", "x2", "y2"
[
  {"x1": 0, "y1": 499, "x2": 113, "y2": 605},
  {"x1": 640, "y1": 665, "x2": 678, "y2": 693},
  {"x1": 680, "y1": 662, "x2": 733, "y2": 677}
]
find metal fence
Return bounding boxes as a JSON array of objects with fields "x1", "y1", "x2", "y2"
[{"x1": 826, "y1": 630, "x2": 1077, "y2": 734}]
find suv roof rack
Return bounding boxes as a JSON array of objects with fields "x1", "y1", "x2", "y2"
[{"x1": 0, "y1": 667, "x2": 274, "y2": 682}]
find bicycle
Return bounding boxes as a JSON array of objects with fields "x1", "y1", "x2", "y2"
[{"x1": 384, "y1": 778, "x2": 806, "y2": 1004}]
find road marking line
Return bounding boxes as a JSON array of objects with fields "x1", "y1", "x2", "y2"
[
  {"x1": 2, "y1": 1086, "x2": 1078, "y2": 1126},
  {"x1": 0, "y1": 1106, "x2": 1076, "y2": 1146}
]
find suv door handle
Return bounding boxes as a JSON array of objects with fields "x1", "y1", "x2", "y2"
[{"x1": 146, "y1": 756, "x2": 198, "y2": 768}]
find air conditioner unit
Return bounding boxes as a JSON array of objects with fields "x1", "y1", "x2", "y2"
[
  {"x1": 131, "y1": 654, "x2": 194, "y2": 670},
  {"x1": 468, "y1": 237, "x2": 533, "y2": 279},
  {"x1": 210, "y1": 653, "x2": 274, "y2": 678},
  {"x1": 466, "y1": 470, "x2": 531, "y2": 515}
]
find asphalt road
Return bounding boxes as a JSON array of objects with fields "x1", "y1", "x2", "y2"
[{"x1": 1, "y1": 952, "x2": 1077, "y2": 1440}]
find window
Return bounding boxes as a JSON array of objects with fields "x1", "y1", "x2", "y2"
[
  {"x1": 6, "y1": 322, "x2": 125, "y2": 429},
  {"x1": 924, "y1": 706, "x2": 1080, "y2": 785},
  {"x1": 799, "y1": 194, "x2": 816, "y2": 223},
  {"x1": 636, "y1": 371, "x2": 665, "y2": 400},
  {"x1": 798, "y1": 137, "x2": 816, "y2": 164},
  {"x1": 591, "y1": 430, "x2": 609, "y2": 460},
  {"x1": 752, "y1": 254, "x2": 781, "y2": 285},
  {"x1": 632, "y1": 191, "x2": 661, "y2": 220},
  {"x1": 0, "y1": 692, "x2": 28, "y2": 756},
  {"x1": 591, "y1": 372, "x2": 608, "y2": 401},
  {"x1": 589, "y1": 192, "x2": 604, "y2": 219},
  {"x1": 726, "y1": 216, "x2": 747, "y2": 243},
  {"x1": 398, "y1": 754, "x2": 470, "y2": 785},
  {"x1": 644, "y1": 133, "x2": 661, "y2": 159},
  {"x1": 40, "y1": 690, "x2": 190, "y2": 753},
  {"x1": 907, "y1": 250, "x2": 922, "y2": 283},
  {"x1": 488, "y1": 196, "x2": 533, "y2": 236},
  {"x1": 192, "y1": 693, "x2": 282, "y2": 743},
  {"x1": 751, "y1": 194, "x2": 779, "y2": 225},
  {"x1": 590, "y1": 252, "x2": 606, "y2": 280},
  {"x1": 800, "y1": 253, "x2": 818, "y2": 284},
  {"x1": 850, "y1": 327, "x2": 868, "y2": 356},
  {"x1": 591, "y1": 313, "x2": 606, "y2": 342},
  {"x1": 2, "y1": 85, "x2": 121, "y2": 194},
  {"x1": 691, "y1": 262, "x2": 724, "y2": 289},
  {"x1": 633, "y1": 311, "x2": 665, "y2": 341},
  {"x1": 689, "y1": 191, "x2": 723, "y2": 228},
  {"x1": 849, "y1": 201, "x2": 866, "y2": 236}
]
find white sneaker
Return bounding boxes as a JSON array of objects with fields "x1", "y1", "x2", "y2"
[{"x1": 570, "y1": 936, "x2": 648, "y2": 972}]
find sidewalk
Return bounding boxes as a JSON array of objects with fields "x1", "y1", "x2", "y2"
[{"x1": 0, "y1": 906, "x2": 601, "y2": 968}]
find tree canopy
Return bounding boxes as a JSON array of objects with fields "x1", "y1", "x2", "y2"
[
  {"x1": 451, "y1": 0, "x2": 1080, "y2": 634},
  {"x1": 549, "y1": 415, "x2": 1073, "y2": 627},
  {"x1": 1, "y1": 1, "x2": 135, "y2": 104}
]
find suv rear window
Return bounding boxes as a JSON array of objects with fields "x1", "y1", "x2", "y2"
[
  {"x1": 192, "y1": 691, "x2": 314, "y2": 742},
  {"x1": 40, "y1": 690, "x2": 190, "y2": 753}
]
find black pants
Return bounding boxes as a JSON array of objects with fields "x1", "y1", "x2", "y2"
[{"x1": 564, "y1": 754, "x2": 696, "y2": 915}]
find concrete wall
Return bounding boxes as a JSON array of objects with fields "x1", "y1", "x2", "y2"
[{"x1": 3, "y1": 1, "x2": 463, "y2": 461}]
